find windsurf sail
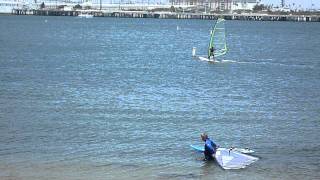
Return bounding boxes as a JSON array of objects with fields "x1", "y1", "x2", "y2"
[
  {"x1": 208, "y1": 18, "x2": 228, "y2": 58},
  {"x1": 190, "y1": 145, "x2": 258, "y2": 170},
  {"x1": 215, "y1": 148, "x2": 258, "y2": 170}
]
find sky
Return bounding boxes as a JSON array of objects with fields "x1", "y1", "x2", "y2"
[{"x1": 261, "y1": 0, "x2": 320, "y2": 9}]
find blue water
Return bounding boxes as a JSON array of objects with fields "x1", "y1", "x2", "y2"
[{"x1": 0, "y1": 16, "x2": 319, "y2": 179}]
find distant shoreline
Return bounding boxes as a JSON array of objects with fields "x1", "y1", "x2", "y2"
[
  {"x1": 5, "y1": 10, "x2": 320, "y2": 22},
  {"x1": 0, "y1": 13, "x2": 12, "y2": 16}
]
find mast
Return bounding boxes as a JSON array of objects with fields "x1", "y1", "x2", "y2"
[{"x1": 208, "y1": 20, "x2": 217, "y2": 58}]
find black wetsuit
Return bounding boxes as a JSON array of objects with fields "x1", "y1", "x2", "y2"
[{"x1": 209, "y1": 47, "x2": 215, "y2": 59}]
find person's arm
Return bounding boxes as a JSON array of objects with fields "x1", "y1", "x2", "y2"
[{"x1": 211, "y1": 141, "x2": 219, "y2": 151}]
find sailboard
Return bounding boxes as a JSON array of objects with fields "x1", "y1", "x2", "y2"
[
  {"x1": 190, "y1": 145, "x2": 254, "y2": 154},
  {"x1": 190, "y1": 145, "x2": 258, "y2": 170},
  {"x1": 209, "y1": 18, "x2": 228, "y2": 58},
  {"x1": 196, "y1": 18, "x2": 228, "y2": 62}
]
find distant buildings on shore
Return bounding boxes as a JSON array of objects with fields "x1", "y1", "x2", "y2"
[
  {"x1": 170, "y1": 0, "x2": 258, "y2": 11},
  {"x1": 0, "y1": 0, "x2": 319, "y2": 13},
  {"x1": 281, "y1": 0, "x2": 285, "y2": 8},
  {"x1": 0, "y1": 0, "x2": 25, "y2": 13},
  {"x1": 0, "y1": 0, "x2": 260, "y2": 13}
]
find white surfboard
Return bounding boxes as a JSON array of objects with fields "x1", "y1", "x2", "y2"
[{"x1": 198, "y1": 56, "x2": 219, "y2": 63}]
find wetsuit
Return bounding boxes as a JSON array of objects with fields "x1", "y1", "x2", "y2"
[
  {"x1": 209, "y1": 47, "x2": 215, "y2": 59},
  {"x1": 204, "y1": 138, "x2": 217, "y2": 161}
]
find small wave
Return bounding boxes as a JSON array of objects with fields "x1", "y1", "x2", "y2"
[
  {"x1": 224, "y1": 60, "x2": 315, "y2": 69},
  {"x1": 220, "y1": 59, "x2": 237, "y2": 63},
  {"x1": 274, "y1": 63, "x2": 315, "y2": 69},
  {"x1": 158, "y1": 173, "x2": 201, "y2": 179},
  {"x1": 196, "y1": 57, "x2": 234, "y2": 63},
  {"x1": 194, "y1": 57, "x2": 314, "y2": 69},
  {"x1": 239, "y1": 61, "x2": 314, "y2": 69}
]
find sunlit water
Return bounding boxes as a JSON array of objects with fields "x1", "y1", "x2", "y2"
[{"x1": 0, "y1": 16, "x2": 319, "y2": 179}]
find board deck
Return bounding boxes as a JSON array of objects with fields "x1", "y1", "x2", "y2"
[
  {"x1": 198, "y1": 56, "x2": 215, "y2": 62},
  {"x1": 190, "y1": 144, "x2": 204, "y2": 152}
]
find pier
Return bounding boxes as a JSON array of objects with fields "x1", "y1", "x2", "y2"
[{"x1": 12, "y1": 9, "x2": 320, "y2": 22}]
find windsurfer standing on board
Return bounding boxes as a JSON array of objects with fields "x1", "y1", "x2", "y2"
[
  {"x1": 209, "y1": 47, "x2": 215, "y2": 61},
  {"x1": 201, "y1": 133, "x2": 218, "y2": 161}
]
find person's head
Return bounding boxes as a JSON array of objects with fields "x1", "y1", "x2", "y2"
[{"x1": 201, "y1": 133, "x2": 208, "y2": 141}]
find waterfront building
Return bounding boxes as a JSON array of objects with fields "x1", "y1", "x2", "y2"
[
  {"x1": 231, "y1": 0, "x2": 259, "y2": 11},
  {"x1": 169, "y1": 0, "x2": 258, "y2": 11},
  {"x1": 0, "y1": 0, "x2": 27, "y2": 13},
  {"x1": 281, "y1": 0, "x2": 284, "y2": 7},
  {"x1": 0, "y1": 0, "x2": 259, "y2": 13},
  {"x1": 0, "y1": 0, "x2": 172, "y2": 13}
]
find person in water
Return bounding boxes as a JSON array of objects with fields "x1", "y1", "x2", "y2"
[
  {"x1": 201, "y1": 133, "x2": 218, "y2": 161},
  {"x1": 209, "y1": 47, "x2": 215, "y2": 60}
]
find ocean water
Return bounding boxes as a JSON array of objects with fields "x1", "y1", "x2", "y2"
[{"x1": 0, "y1": 16, "x2": 319, "y2": 180}]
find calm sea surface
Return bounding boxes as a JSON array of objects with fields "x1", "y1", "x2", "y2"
[{"x1": 0, "y1": 16, "x2": 319, "y2": 179}]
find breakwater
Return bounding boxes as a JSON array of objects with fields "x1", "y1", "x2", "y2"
[{"x1": 12, "y1": 9, "x2": 320, "y2": 22}]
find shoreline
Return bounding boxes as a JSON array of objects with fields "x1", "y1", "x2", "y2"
[{"x1": 7, "y1": 9, "x2": 320, "y2": 22}]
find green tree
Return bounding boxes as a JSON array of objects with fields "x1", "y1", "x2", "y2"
[
  {"x1": 40, "y1": 2, "x2": 45, "y2": 9},
  {"x1": 253, "y1": 4, "x2": 265, "y2": 12},
  {"x1": 73, "y1": 4, "x2": 82, "y2": 9},
  {"x1": 170, "y1": 6, "x2": 175, "y2": 12}
]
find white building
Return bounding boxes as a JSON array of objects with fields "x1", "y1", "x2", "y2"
[
  {"x1": 210, "y1": 0, "x2": 259, "y2": 11},
  {"x1": 0, "y1": 0, "x2": 259, "y2": 13},
  {"x1": 0, "y1": 0, "x2": 27, "y2": 13},
  {"x1": 231, "y1": 0, "x2": 259, "y2": 11},
  {"x1": 170, "y1": 0, "x2": 259, "y2": 11},
  {"x1": 0, "y1": 0, "x2": 172, "y2": 13}
]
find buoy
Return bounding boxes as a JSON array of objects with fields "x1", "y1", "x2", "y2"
[{"x1": 192, "y1": 47, "x2": 196, "y2": 57}]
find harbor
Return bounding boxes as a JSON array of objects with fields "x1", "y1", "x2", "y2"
[
  {"x1": 1, "y1": 15, "x2": 320, "y2": 179},
  {"x1": 1, "y1": 0, "x2": 320, "y2": 179},
  {"x1": 2, "y1": 0, "x2": 319, "y2": 22},
  {"x1": 11, "y1": 8, "x2": 320, "y2": 22}
]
